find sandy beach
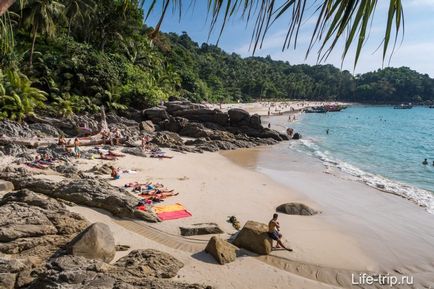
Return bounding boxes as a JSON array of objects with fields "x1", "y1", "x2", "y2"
[{"x1": 58, "y1": 142, "x2": 433, "y2": 288}]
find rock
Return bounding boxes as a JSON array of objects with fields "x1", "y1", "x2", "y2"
[
  {"x1": 0, "y1": 171, "x2": 160, "y2": 223},
  {"x1": 53, "y1": 164, "x2": 79, "y2": 176},
  {"x1": 228, "y1": 108, "x2": 250, "y2": 125},
  {"x1": 88, "y1": 164, "x2": 113, "y2": 175},
  {"x1": 0, "y1": 120, "x2": 34, "y2": 138},
  {"x1": 114, "y1": 249, "x2": 184, "y2": 278},
  {"x1": 159, "y1": 117, "x2": 189, "y2": 133},
  {"x1": 173, "y1": 108, "x2": 229, "y2": 127},
  {"x1": 121, "y1": 147, "x2": 147, "y2": 157},
  {"x1": 0, "y1": 258, "x2": 35, "y2": 288},
  {"x1": 205, "y1": 236, "x2": 237, "y2": 265},
  {"x1": 29, "y1": 123, "x2": 60, "y2": 137},
  {"x1": 115, "y1": 245, "x2": 130, "y2": 251},
  {"x1": 0, "y1": 143, "x2": 29, "y2": 156},
  {"x1": 276, "y1": 203, "x2": 318, "y2": 216},
  {"x1": 151, "y1": 131, "x2": 184, "y2": 148},
  {"x1": 139, "y1": 120, "x2": 155, "y2": 133},
  {"x1": 232, "y1": 221, "x2": 272, "y2": 255},
  {"x1": 165, "y1": 101, "x2": 207, "y2": 114},
  {"x1": 30, "y1": 253, "x2": 210, "y2": 289},
  {"x1": 179, "y1": 223, "x2": 224, "y2": 236},
  {"x1": 143, "y1": 107, "x2": 169, "y2": 123},
  {"x1": 0, "y1": 189, "x2": 88, "y2": 288},
  {"x1": 66, "y1": 223, "x2": 116, "y2": 263},
  {"x1": 179, "y1": 122, "x2": 211, "y2": 138},
  {"x1": 249, "y1": 114, "x2": 262, "y2": 129},
  {"x1": 0, "y1": 180, "x2": 14, "y2": 192},
  {"x1": 292, "y1": 132, "x2": 302, "y2": 140}
]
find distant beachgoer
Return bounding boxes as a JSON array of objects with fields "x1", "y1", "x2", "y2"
[
  {"x1": 74, "y1": 138, "x2": 81, "y2": 158},
  {"x1": 110, "y1": 166, "x2": 120, "y2": 180},
  {"x1": 432, "y1": 161, "x2": 434, "y2": 166},
  {"x1": 114, "y1": 129, "x2": 122, "y2": 145},
  {"x1": 58, "y1": 135, "x2": 66, "y2": 148},
  {"x1": 326, "y1": 129, "x2": 329, "y2": 135},
  {"x1": 423, "y1": 159, "x2": 428, "y2": 165},
  {"x1": 268, "y1": 213, "x2": 292, "y2": 251},
  {"x1": 268, "y1": 123, "x2": 271, "y2": 129}
]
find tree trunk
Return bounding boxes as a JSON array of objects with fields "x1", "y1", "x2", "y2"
[
  {"x1": 0, "y1": 0, "x2": 15, "y2": 16},
  {"x1": 30, "y1": 27, "x2": 37, "y2": 66}
]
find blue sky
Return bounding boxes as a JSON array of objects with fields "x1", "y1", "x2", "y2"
[{"x1": 144, "y1": 1, "x2": 434, "y2": 76}]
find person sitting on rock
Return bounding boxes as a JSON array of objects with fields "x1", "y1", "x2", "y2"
[
  {"x1": 58, "y1": 135, "x2": 66, "y2": 148},
  {"x1": 268, "y1": 213, "x2": 292, "y2": 252},
  {"x1": 114, "y1": 128, "x2": 122, "y2": 145}
]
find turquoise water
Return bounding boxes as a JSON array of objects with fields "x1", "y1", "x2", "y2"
[{"x1": 290, "y1": 105, "x2": 434, "y2": 213}]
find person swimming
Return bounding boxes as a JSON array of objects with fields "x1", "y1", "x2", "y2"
[{"x1": 423, "y1": 159, "x2": 428, "y2": 165}]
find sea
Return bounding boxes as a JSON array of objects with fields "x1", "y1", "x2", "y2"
[{"x1": 271, "y1": 105, "x2": 434, "y2": 214}]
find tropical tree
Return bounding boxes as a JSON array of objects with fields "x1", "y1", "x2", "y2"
[{"x1": 20, "y1": 0, "x2": 65, "y2": 65}]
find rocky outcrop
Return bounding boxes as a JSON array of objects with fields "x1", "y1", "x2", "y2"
[
  {"x1": 232, "y1": 221, "x2": 272, "y2": 255},
  {"x1": 205, "y1": 237, "x2": 237, "y2": 265},
  {"x1": 0, "y1": 170, "x2": 160, "y2": 223},
  {"x1": 29, "y1": 251, "x2": 210, "y2": 289},
  {"x1": 276, "y1": 203, "x2": 318, "y2": 216},
  {"x1": 66, "y1": 223, "x2": 116, "y2": 262},
  {"x1": 180, "y1": 223, "x2": 224, "y2": 236},
  {"x1": 143, "y1": 107, "x2": 170, "y2": 123},
  {"x1": 0, "y1": 189, "x2": 88, "y2": 287},
  {"x1": 28, "y1": 123, "x2": 61, "y2": 137}
]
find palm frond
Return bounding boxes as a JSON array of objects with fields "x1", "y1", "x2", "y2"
[{"x1": 143, "y1": 0, "x2": 404, "y2": 67}]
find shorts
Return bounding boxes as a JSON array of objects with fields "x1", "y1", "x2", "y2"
[{"x1": 268, "y1": 231, "x2": 280, "y2": 241}]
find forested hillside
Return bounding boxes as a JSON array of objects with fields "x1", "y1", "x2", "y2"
[{"x1": 1, "y1": 0, "x2": 434, "y2": 121}]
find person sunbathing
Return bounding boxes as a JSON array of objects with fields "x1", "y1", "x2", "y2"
[{"x1": 99, "y1": 152, "x2": 118, "y2": 161}]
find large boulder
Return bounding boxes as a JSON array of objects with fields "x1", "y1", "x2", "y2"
[
  {"x1": 159, "y1": 117, "x2": 189, "y2": 133},
  {"x1": 228, "y1": 108, "x2": 250, "y2": 125},
  {"x1": 249, "y1": 114, "x2": 262, "y2": 129},
  {"x1": 232, "y1": 221, "x2": 272, "y2": 255},
  {"x1": 28, "y1": 123, "x2": 61, "y2": 137},
  {"x1": 0, "y1": 258, "x2": 34, "y2": 289},
  {"x1": 66, "y1": 223, "x2": 116, "y2": 263},
  {"x1": 276, "y1": 203, "x2": 318, "y2": 216},
  {"x1": 179, "y1": 122, "x2": 212, "y2": 138},
  {"x1": 205, "y1": 237, "x2": 237, "y2": 265},
  {"x1": 173, "y1": 108, "x2": 229, "y2": 127},
  {"x1": 165, "y1": 101, "x2": 207, "y2": 115},
  {"x1": 143, "y1": 107, "x2": 169, "y2": 123}
]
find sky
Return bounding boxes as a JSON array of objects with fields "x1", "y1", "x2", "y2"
[{"x1": 144, "y1": 1, "x2": 434, "y2": 77}]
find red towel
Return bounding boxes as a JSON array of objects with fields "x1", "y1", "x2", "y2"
[
  {"x1": 157, "y1": 210, "x2": 192, "y2": 221},
  {"x1": 136, "y1": 205, "x2": 147, "y2": 211}
]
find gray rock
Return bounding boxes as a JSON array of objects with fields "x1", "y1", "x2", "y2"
[
  {"x1": 292, "y1": 132, "x2": 302, "y2": 140},
  {"x1": 205, "y1": 237, "x2": 237, "y2": 265},
  {"x1": 232, "y1": 221, "x2": 272, "y2": 255},
  {"x1": 159, "y1": 117, "x2": 189, "y2": 133},
  {"x1": 29, "y1": 123, "x2": 60, "y2": 137},
  {"x1": 143, "y1": 107, "x2": 169, "y2": 123},
  {"x1": 180, "y1": 223, "x2": 224, "y2": 236},
  {"x1": 276, "y1": 203, "x2": 318, "y2": 216},
  {"x1": 121, "y1": 147, "x2": 147, "y2": 157},
  {"x1": 67, "y1": 223, "x2": 116, "y2": 263},
  {"x1": 228, "y1": 108, "x2": 250, "y2": 125},
  {"x1": 0, "y1": 143, "x2": 29, "y2": 156}
]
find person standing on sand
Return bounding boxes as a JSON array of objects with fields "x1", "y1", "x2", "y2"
[
  {"x1": 73, "y1": 138, "x2": 81, "y2": 158},
  {"x1": 268, "y1": 213, "x2": 292, "y2": 251}
]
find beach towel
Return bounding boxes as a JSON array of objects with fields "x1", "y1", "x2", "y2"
[
  {"x1": 153, "y1": 203, "x2": 192, "y2": 221},
  {"x1": 153, "y1": 203, "x2": 186, "y2": 214},
  {"x1": 157, "y1": 210, "x2": 192, "y2": 221}
]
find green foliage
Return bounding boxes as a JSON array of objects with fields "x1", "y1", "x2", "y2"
[{"x1": 0, "y1": 68, "x2": 47, "y2": 121}]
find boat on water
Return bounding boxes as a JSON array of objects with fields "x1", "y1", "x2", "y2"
[
  {"x1": 394, "y1": 103, "x2": 413, "y2": 109},
  {"x1": 305, "y1": 107, "x2": 327, "y2": 113}
]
